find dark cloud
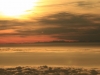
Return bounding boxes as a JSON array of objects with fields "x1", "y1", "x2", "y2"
[
  {"x1": 75, "y1": 1, "x2": 94, "y2": 8},
  {"x1": 0, "y1": 12, "x2": 100, "y2": 41},
  {"x1": 68, "y1": 0, "x2": 100, "y2": 10},
  {"x1": 35, "y1": 12, "x2": 100, "y2": 41},
  {"x1": 0, "y1": 19, "x2": 25, "y2": 30},
  {"x1": 38, "y1": 12, "x2": 93, "y2": 26}
]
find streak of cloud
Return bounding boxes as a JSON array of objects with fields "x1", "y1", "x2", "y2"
[{"x1": 0, "y1": 12, "x2": 100, "y2": 42}]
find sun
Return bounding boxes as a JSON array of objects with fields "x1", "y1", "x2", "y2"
[{"x1": 0, "y1": 0, "x2": 38, "y2": 18}]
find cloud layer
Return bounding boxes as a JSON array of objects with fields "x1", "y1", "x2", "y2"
[
  {"x1": 0, "y1": 12, "x2": 100, "y2": 42},
  {"x1": 0, "y1": 0, "x2": 100, "y2": 43}
]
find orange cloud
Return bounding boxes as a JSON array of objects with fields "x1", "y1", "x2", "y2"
[{"x1": 0, "y1": 35, "x2": 59, "y2": 44}]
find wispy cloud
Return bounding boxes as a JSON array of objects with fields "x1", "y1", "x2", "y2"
[{"x1": 0, "y1": 12, "x2": 100, "y2": 42}]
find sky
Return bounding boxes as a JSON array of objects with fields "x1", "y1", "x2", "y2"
[{"x1": 0, "y1": 0, "x2": 100, "y2": 43}]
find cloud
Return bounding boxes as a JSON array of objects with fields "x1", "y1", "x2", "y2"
[
  {"x1": 71, "y1": 0, "x2": 100, "y2": 9},
  {"x1": 36, "y1": 0, "x2": 100, "y2": 8},
  {"x1": 74, "y1": 1, "x2": 94, "y2": 8},
  {"x1": 34, "y1": 12, "x2": 100, "y2": 41},
  {"x1": 0, "y1": 12, "x2": 100, "y2": 42}
]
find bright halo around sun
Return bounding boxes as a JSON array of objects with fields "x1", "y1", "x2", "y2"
[{"x1": 0, "y1": 0, "x2": 38, "y2": 18}]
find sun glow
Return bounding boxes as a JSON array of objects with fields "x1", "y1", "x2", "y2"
[{"x1": 0, "y1": 0, "x2": 38, "y2": 18}]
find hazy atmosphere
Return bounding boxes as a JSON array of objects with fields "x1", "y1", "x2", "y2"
[
  {"x1": 0, "y1": 0, "x2": 100, "y2": 43},
  {"x1": 0, "y1": 0, "x2": 100, "y2": 75}
]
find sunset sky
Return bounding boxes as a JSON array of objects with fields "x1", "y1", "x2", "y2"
[{"x1": 0, "y1": 0, "x2": 100, "y2": 43}]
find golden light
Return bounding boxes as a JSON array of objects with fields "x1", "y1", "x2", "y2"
[{"x1": 0, "y1": 0, "x2": 38, "y2": 18}]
